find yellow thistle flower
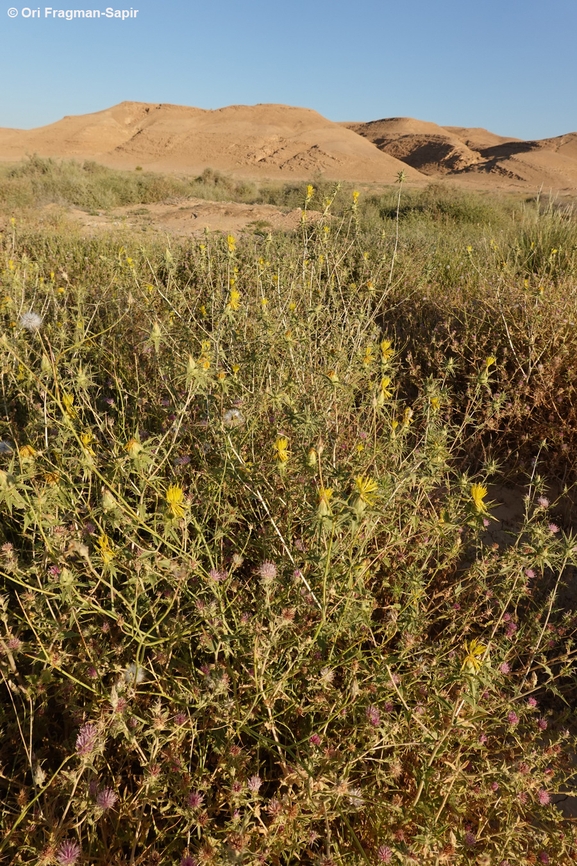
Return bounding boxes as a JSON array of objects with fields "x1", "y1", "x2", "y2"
[
  {"x1": 352, "y1": 190, "x2": 360, "y2": 204},
  {"x1": 44, "y1": 472, "x2": 59, "y2": 485},
  {"x1": 227, "y1": 288, "x2": 241, "y2": 311},
  {"x1": 362, "y1": 345, "x2": 375, "y2": 366},
  {"x1": 261, "y1": 297, "x2": 269, "y2": 309},
  {"x1": 380, "y1": 376, "x2": 392, "y2": 398},
  {"x1": 97, "y1": 533, "x2": 115, "y2": 565},
  {"x1": 402, "y1": 407, "x2": 414, "y2": 427},
  {"x1": 62, "y1": 393, "x2": 77, "y2": 420},
  {"x1": 227, "y1": 235, "x2": 236, "y2": 254},
  {"x1": 470, "y1": 483, "x2": 489, "y2": 514},
  {"x1": 380, "y1": 339, "x2": 394, "y2": 363},
  {"x1": 80, "y1": 431, "x2": 95, "y2": 456},
  {"x1": 355, "y1": 475, "x2": 378, "y2": 505},
  {"x1": 430, "y1": 395, "x2": 441, "y2": 412},
  {"x1": 305, "y1": 184, "x2": 314, "y2": 203},
  {"x1": 166, "y1": 484, "x2": 186, "y2": 519},
  {"x1": 461, "y1": 638, "x2": 487, "y2": 673},
  {"x1": 124, "y1": 438, "x2": 142, "y2": 457},
  {"x1": 485, "y1": 356, "x2": 497, "y2": 369},
  {"x1": 274, "y1": 437, "x2": 290, "y2": 465},
  {"x1": 19, "y1": 444, "x2": 36, "y2": 460},
  {"x1": 318, "y1": 487, "x2": 333, "y2": 517}
]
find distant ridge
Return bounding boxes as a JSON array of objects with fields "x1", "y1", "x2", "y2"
[
  {"x1": 345, "y1": 117, "x2": 577, "y2": 191},
  {"x1": 0, "y1": 101, "x2": 425, "y2": 184},
  {"x1": 1, "y1": 103, "x2": 576, "y2": 191}
]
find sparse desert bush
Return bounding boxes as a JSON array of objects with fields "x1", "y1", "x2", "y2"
[{"x1": 0, "y1": 185, "x2": 576, "y2": 865}]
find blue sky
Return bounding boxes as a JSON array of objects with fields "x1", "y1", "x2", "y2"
[{"x1": 1, "y1": 0, "x2": 575, "y2": 139}]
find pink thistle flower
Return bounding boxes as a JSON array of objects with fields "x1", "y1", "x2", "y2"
[
  {"x1": 96, "y1": 787, "x2": 118, "y2": 810},
  {"x1": 505, "y1": 620, "x2": 517, "y2": 637},
  {"x1": 56, "y1": 840, "x2": 81, "y2": 866},
  {"x1": 538, "y1": 718, "x2": 548, "y2": 731},
  {"x1": 377, "y1": 845, "x2": 393, "y2": 863},
  {"x1": 247, "y1": 774, "x2": 262, "y2": 792},
  {"x1": 548, "y1": 523, "x2": 560, "y2": 534},
  {"x1": 538, "y1": 789, "x2": 550, "y2": 806},
  {"x1": 366, "y1": 705, "x2": 380, "y2": 727},
  {"x1": 208, "y1": 568, "x2": 226, "y2": 582},
  {"x1": 464, "y1": 831, "x2": 476, "y2": 847},
  {"x1": 499, "y1": 662, "x2": 510, "y2": 675},
  {"x1": 75, "y1": 722, "x2": 98, "y2": 757},
  {"x1": 181, "y1": 857, "x2": 198, "y2": 866},
  {"x1": 539, "y1": 853, "x2": 550, "y2": 864},
  {"x1": 310, "y1": 733, "x2": 321, "y2": 746},
  {"x1": 524, "y1": 568, "x2": 535, "y2": 578},
  {"x1": 187, "y1": 791, "x2": 204, "y2": 809},
  {"x1": 491, "y1": 781, "x2": 499, "y2": 791},
  {"x1": 527, "y1": 697, "x2": 538, "y2": 708},
  {"x1": 537, "y1": 497, "x2": 549, "y2": 508},
  {"x1": 507, "y1": 711, "x2": 519, "y2": 725}
]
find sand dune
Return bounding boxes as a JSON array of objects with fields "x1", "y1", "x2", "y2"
[
  {"x1": 0, "y1": 101, "x2": 425, "y2": 184},
  {"x1": 348, "y1": 117, "x2": 577, "y2": 192}
]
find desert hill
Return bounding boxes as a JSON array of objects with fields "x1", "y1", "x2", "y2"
[
  {"x1": 346, "y1": 117, "x2": 577, "y2": 191},
  {"x1": 0, "y1": 101, "x2": 425, "y2": 184}
]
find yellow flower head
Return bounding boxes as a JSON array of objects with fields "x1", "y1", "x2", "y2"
[
  {"x1": 354, "y1": 475, "x2": 378, "y2": 505},
  {"x1": 326, "y1": 370, "x2": 339, "y2": 384},
  {"x1": 97, "y1": 533, "x2": 115, "y2": 565},
  {"x1": 352, "y1": 190, "x2": 360, "y2": 204},
  {"x1": 62, "y1": 393, "x2": 77, "y2": 419},
  {"x1": 124, "y1": 438, "x2": 142, "y2": 457},
  {"x1": 461, "y1": 638, "x2": 487, "y2": 673},
  {"x1": 227, "y1": 235, "x2": 236, "y2": 254},
  {"x1": 318, "y1": 487, "x2": 333, "y2": 517},
  {"x1": 305, "y1": 184, "x2": 314, "y2": 203},
  {"x1": 274, "y1": 437, "x2": 290, "y2": 465},
  {"x1": 80, "y1": 431, "x2": 95, "y2": 456},
  {"x1": 470, "y1": 482, "x2": 489, "y2": 514},
  {"x1": 19, "y1": 444, "x2": 36, "y2": 460},
  {"x1": 166, "y1": 484, "x2": 186, "y2": 519},
  {"x1": 227, "y1": 288, "x2": 241, "y2": 311},
  {"x1": 380, "y1": 339, "x2": 394, "y2": 363},
  {"x1": 485, "y1": 356, "x2": 497, "y2": 369},
  {"x1": 380, "y1": 376, "x2": 392, "y2": 399},
  {"x1": 363, "y1": 345, "x2": 375, "y2": 366}
]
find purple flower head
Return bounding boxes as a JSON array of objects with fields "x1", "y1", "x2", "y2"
[
  {"x1": 464, "y1": 831, "x2": 476, "y2": 847},
  {"x1": 548, "y1": 523, "x2": 560, "y2": 534},
  {"x1": 187, "y1": 790, "x2": 204, "y2": 809},
  {"x1": 524, "y1": 568, "x2": 535, "y2": 579},
  {"x1": 208, "y1": 568, "x2": 226, "y2": 582},
  {"x1": 377, "y1": 846, "x2": 393, "y2": 863},
  {"x1": 538, "y1": 789, "x2": 551, "y2": 806},
  {"x1": 366, "y1": 705, "x2": 380, "y2": 727},
  {"x1": 310, "y1": 733, "x2": 321, "y2": 746},
  {"x1": 539, "y1": 853, "x2": 550, "y2": 864},
  {"x1": 507, "y1": 711, "x2": 519, "y2": 726},
  {"x1": 505, "y1": 620, "x2": 518, "y2": 638},
  {"x1": 96, "y1": 787, "x2": 118, "y2": 810},
  {"x1": 247, "y1": 774, "x2": 262, "y2": 793},
  {"x1": 258, "y1": 561, "x2": 277, "y2": 583},
  {"x1": 180, "y1": 857, "x2": 198, "y2": 866},
  {"x1": 538, "y1": 717, "x2": 548, "y2": 731},
  {"x1": 75, "y1": 722, "x2": 98, "y2": 757},
  {"x1": 491, "y1": 781, "x2": 499, "y2": 791},
  {"x1": 499, "y1": 662, "x2": 510, "y2": 675},
  {"x1": 527, "y1": 697, "x2": 538, "y2": 708},
  {"x1": 57, "y1": 840, "x2": 81, "y2": 866},
  {"x1": 537, "y1": 497, "x2": 550, "y2": 508}
]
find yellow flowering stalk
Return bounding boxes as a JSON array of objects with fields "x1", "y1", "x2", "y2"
[
  {"x1": 274, "y1": 437, "x2": 290, "y2": 465},
  {"x1": 461, "y1": 639, "x2": 487, "y2": 674},
  {"x1": 227, "y1": 234, "x2": 236, "y2": 254},
  {"x1": 166, "y1": 484, "x2": 186, "y2": 519}
]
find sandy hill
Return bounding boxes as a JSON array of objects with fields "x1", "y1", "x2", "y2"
[
  {"x1": 0, "y1": 101, "x2": 425, "y2": 184},
  {"x1": 347, "y1": 117, "x2": 577, "y2": 192}
]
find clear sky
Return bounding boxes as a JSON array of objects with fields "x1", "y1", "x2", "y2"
[{"x1": 1, "y1": 0, "x2": 575, "y2": 139}]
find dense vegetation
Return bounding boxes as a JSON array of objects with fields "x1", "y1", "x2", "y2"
[{"x1": 0, "y1": 162, "x2": 576, "y2": 864}]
